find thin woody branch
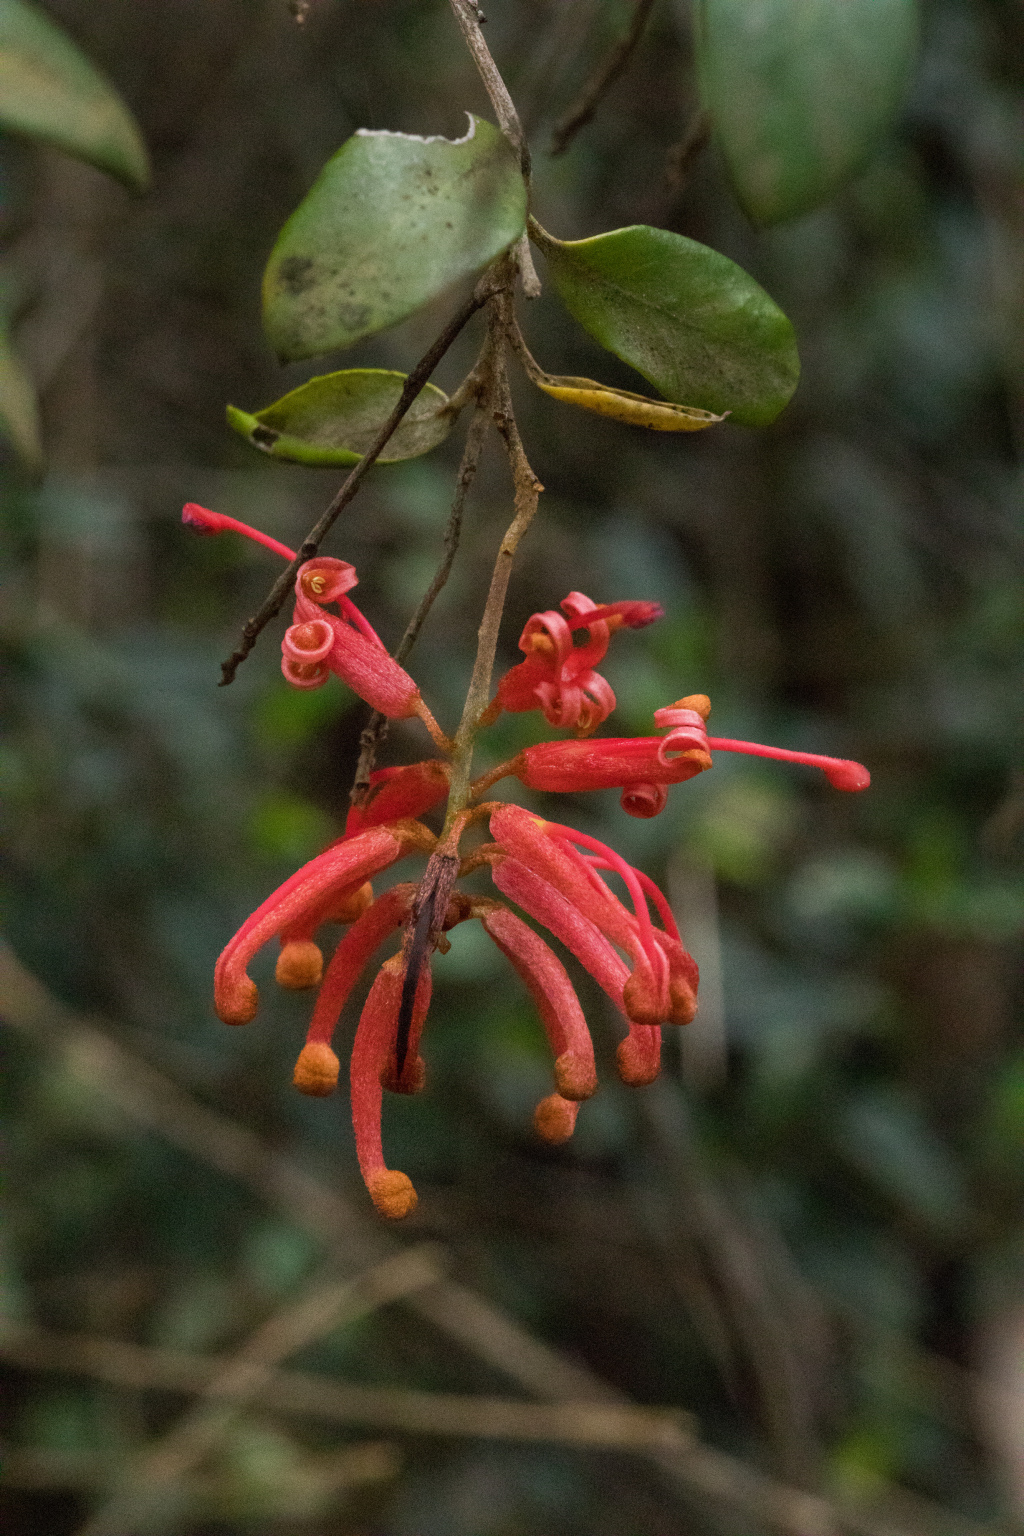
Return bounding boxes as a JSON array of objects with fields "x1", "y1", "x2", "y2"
[
  {"x1": 550, "y1": 0, "x2": 657, "y2": 157},
  {"x1": 448, "y1": 0, "x2": 531, "y2": 176},
  {"x1": 440, "y1": 309, "x2": 543, "y2": 836},
  {"x1": 218, "y1": 278, "x2": 498, "y2": 687},
  {"x1": 351, "y1": 366, "x2": 495, "y2": 806}
]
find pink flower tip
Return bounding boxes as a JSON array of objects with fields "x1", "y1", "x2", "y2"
[
  {"x1": 823, "y1": 760, "x2": 871, "y2": 792},
  {"x1": 599, "y1": 599, "x2": 664, "y2": 630},
  {"x1": 182, "y1": 502, "x2": 221, "y2": 534},
  {"x1": 181, "y1": 503, "x2": 297, "y2": 562}
]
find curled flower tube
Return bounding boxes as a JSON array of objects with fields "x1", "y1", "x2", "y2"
[
  {"x1": 181, "y1": 506, "x2": 448, "y2": 743},
  {"x1": 474, "y1": 898, "x2": 599, "y2": 1105},
  {"x1": 286, "y1": 559, "x2": 427, "y2": 722},
  {"x1": 503, "y1": 691, "x2": 869, "y2": 811},
  {"x1": 350, "y1": 951, "x2": 432, "y2": 1220},
  {"x1": 492, "y1": 590, "x2": 663, "y2": 736},
  {"x1": 214, "y1": 820, "x2": 435, "y2": 1026},
  {"x1": 487, "y1": 855, "x2": 671, "y2": 1086},
  {"x1": 487, "y1": 804, "x2": 693, "y2": 1038},
  {"x1": 510, "y1": 733, "x2": 711, "y2": 796},
  {"x1": 291, "y1": 882, "x2": 418, "y2": 1099}
]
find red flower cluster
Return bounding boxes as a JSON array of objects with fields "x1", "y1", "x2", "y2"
[{"x1": 185, "y1": 504, "x2": 870, "y2": 1219}]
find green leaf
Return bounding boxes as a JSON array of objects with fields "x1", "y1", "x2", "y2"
[
  {"x1": 531, "y1": 220, "x2": 799, "y2": 427},
  {"x1": 0, "y1": 0, "x2": 149, "y2": 191},
  {"x1": 263, "y1": 116, "x2": 526, "y2": 363},
  {"x1": 0, "y1": 323, "x2": 42, "y2": 473},
  {"x1": 227, "y1": 370, "x2": 454, "y2": 466},
  {"x1": 695, "y1": 0, "x2": 919, "y2": 226}
]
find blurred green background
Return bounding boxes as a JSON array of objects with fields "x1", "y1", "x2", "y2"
[{"x1": 1, "y1": 1, "x2": 1022, "y2": 1533}]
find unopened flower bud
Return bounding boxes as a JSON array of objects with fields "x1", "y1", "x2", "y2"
[
  {"x1": 368, "y1": 1169, "x2": 418, "y2": 1220},
  {"x1": 616, "y1": 1029, "x2": 661, "y2": 1086},
  {"x1": 275, "y1": 940, "x2": 323, "y2": 990},
  {"x1": 534, "y1": 1094, "x2": 579, "y2": 1144},
  {"x1": 293, "y1": 1041, "x2": 340, "y2": 1096},
  {"x1": 554, "y1": 1050, "x2": 598, "y2": 1102},
  {"x1": 216, "y1": 977, "x2": 258, "y2": 1026},
  {"x1": 328, "y1": 881, "x2": 374, "y2": 925}
]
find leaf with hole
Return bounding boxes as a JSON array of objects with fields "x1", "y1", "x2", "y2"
[
  {"x1": 227, "y1": 370, "x2": 454, "y2": 466},
  {"x1": 0, "y1": 0, "x2": 149, "y2": 190},
  {"x1": 263, "y1": 116, "x2": 526, "y2": 363},
  {"x1": 531, "y1": 220, "x2": 799, "y2": 427},
  {"x1": 695, "y1": 0, "x2": 919, "y2": 225}
]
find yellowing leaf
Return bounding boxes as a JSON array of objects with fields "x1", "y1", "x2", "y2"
[
  {"x1": 533, "y1": 373, "x2": 725, "y2": 432},
  {"x1": 512, "y1": 326, "x2": 726, "y2": 433}
]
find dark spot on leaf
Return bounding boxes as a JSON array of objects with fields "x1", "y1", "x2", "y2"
[
  {"x1": 337, "y1": 302, "x2": 371, "y2": 331},
  {"x1": 251, "y1": 425, "x2": 280, "y2": 448},
  {"x1": 277, "y1": 256, "x2": 316, "y2": 294}
]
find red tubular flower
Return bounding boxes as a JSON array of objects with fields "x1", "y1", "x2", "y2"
[
  {"x1": 350, "y1": 952, "x2": 432, "y2": 1220},
  {"x1": 285, "y1": 558, "x2": 424, "y2": 720},
  {"x1": 475, "y1": 899, "x2": 599, "y2": 1107},
  {"x1": 513, "y1": 732, "x2": 711, "y2": 795},
  {"x1": 493, "y1": 590, "x2": 663, "y2": 736},
  {"x1": 508, "y1": 692, "x2": 870, "y2": 813},
  {"x1": 489, "y1": 856, "x2": 630, "y2": 1009},
  {"x1": 192, "y1": 506, "x2": 874, "y2": 1217},
  {"x1": 486, "y1": 804, "x2": 696, "y2": 1082},
  {"x1": 181, "y1": 506, "x2": 445, "y2": 739},
  {"x1": 214, "y1": 820, "x2": 435, "y2": 1026},
  {"x1": 291, "y1": 882, "x2": 418, "y2": 1099},
  {"x1": 486, "y1": 857, "x2": 661, "y2": 1087},
  {"x1": 344, "y1": 760, "x2": 451, "y2": 837}
]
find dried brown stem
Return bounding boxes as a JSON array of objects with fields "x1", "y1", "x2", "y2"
[
  {"x1": 74, "y1": 1248, "x2": 443, "y2": 1536},
  {"x1": 3, "y1": 1325, "x2": 690, "y2": 1455},
  {"x1": 448, "y1": 0, "x2": 531, "y2": 176},
  {"x1": 218, "y1": 278, "x2": 497, "y2": 686},
  {"x1": 441, "y1": 315, "x2": 543, "y2": 836},
  {"x1": 550, "y1": 0, "x2": 657, "y2": 157},
  {"x1": 1, "y1": 944, "x2": 979, "y2": 1536}
]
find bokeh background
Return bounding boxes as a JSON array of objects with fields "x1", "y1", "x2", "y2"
[{"x1": 2, "y1": 1, "x2": 1022, "y2": 1532}]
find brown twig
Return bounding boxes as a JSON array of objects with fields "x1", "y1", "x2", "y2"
[
  {"x1": 550, "y1": 0, "x2": 657, "y2": 157},
  {"x1": 448, "y1": 0, "x2": 531, "y2": 176},
  {"x1": 4, "y1": 1323, "x2": 987, "y2": 1536},
  {"x1": 2, "y1": 1325, "x2": 690, "y2": 1455},
  {"x1": 217, "y1": 278, "x2": 497, "y2": 687},
  {"x1": 73, "y1": 1248, "x2": 444, "y2": 1536},
  {"x1": 0, "y1": 945, "x2": 983, "y2": 1536},
  {"x1": 440, "y1": 308, "x2": 543, "y2": 834},
  {"x1": 351, "y1": 373, "x2": 495, "y2": 806}
]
